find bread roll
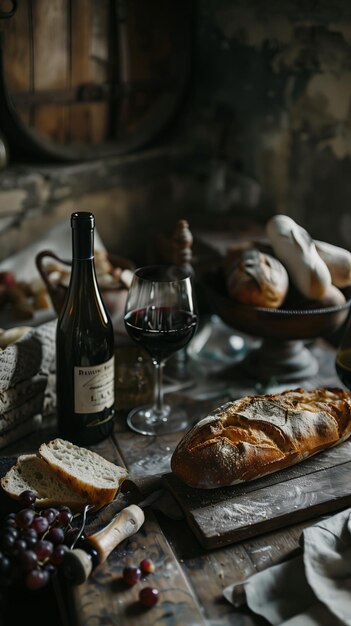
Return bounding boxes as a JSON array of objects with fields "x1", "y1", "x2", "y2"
[
  {"x1": 314, "y1": 239, "x2": 351, "y2": 288},
  {"x1": 170, "y1": 387, "x2": 351, "y2": 489},
  {"x1": 266, "y1": 215, "x2": 331, "y2": 299},
  {"x1": 226, "y1": 248, "x2": 289, "y2": 308}
]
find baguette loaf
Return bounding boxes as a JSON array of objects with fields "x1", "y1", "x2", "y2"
[
  {"x1": 170, "y1": 387, "x2": 351, "y2": 489},
  {"x1": 314, "y1": 239, "x2": 351, "y2": 288},
  {"x1": 39, "y1": 438, "x2": 127, "y2": 508},
  {"x1": 1, "y1": 454, "x2": 87, "y2": 512},
  {"x1": 266, "y1": 215, "x2": 331, "y2": 299}
]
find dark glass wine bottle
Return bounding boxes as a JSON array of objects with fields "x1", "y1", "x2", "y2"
[{"x1": 56, "y1": 212, "x2": 115, "y2": 445}]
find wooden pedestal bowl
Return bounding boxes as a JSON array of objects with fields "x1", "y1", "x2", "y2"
[{"x1": 199, "y1": 265, "x2": 351, "y2": 383}]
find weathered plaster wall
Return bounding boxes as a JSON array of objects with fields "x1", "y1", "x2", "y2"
[
  {"x1": 177, "y1": 0, "x2": 351, "y2": 245},
  {"x1": 0, "y1": 149, "x2": 203, "y2": 263}
]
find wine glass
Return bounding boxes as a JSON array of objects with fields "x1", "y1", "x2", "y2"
[
  {"x1": 335, "y1": 313, "x2": 351, "y2": 389},
  {"x1": 124, "y1": 265, "x2": 198, "y2": 435}
]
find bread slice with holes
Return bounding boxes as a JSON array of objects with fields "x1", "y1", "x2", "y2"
[
  {"x1": 39, "y1": 438, "x2": 128, "y2": 509},
  {"x1": 171, "y1": 387, "x2": 351, "y2": 489},
  {"x1": 0, "y1": 453, "x2": 88, "y2": 512}
]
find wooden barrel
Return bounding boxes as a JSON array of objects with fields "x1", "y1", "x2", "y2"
[{"x1": 0, "y1": 0, "x2": 191, "y2": 161}]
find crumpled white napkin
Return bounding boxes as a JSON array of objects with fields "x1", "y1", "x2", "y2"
[{"x1": 223, "y1": 507, "x2": 351, "y2": 626}]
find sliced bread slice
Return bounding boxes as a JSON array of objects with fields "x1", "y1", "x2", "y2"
[
  {"x1": 1, "y1": 454, "x2": 87, "y2": 512},
  {"x1": 39, "y1": 438, "x2": 128, "y2": 509}
]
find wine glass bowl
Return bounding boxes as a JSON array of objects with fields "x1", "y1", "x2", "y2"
[
  {"x1": 335, "y1": 312, "x2": 351, "y2": 391},
  {"x1": 200, "y1": 264, "x2": 351, "y2": 382},
  {"x1": 124, "y1": 265, "x2": 198, "y2": 435}
]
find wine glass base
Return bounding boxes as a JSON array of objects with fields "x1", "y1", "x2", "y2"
[{"x1": 126, "y1": 403, "x2": 190, "y2": 436}]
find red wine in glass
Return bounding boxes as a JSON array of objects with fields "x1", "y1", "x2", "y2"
[
  {"x1": 124, "y1": 265, "x2": 198, "y2": 435},
  {"x1": 124, "y1": 307, "x2": 197, "y2": 363}
]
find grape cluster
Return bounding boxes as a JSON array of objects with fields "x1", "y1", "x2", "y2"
[{"x1": 0, "y1": 490, "x2": 80, "y2": 591}]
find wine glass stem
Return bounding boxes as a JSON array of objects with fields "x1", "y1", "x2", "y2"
[{"x1": 153, "y1": 360, "x2": 165, "y2": 415}]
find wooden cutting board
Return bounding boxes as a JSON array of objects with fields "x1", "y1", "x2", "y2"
[{"x1": 162, "y1": 440, "x2": 351, "y2": 549}]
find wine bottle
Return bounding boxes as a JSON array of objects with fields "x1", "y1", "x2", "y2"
[{"x1": 56, "y1": 212, "x2": 115, "y2": 445}]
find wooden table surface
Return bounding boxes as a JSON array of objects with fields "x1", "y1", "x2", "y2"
[{"x1": 0, "y1": 322, "x2": 348, "y2": 626}]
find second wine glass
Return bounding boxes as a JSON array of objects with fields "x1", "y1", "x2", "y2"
[
  {"x1": 335, "y1": 312, "x2": 351, "y2": 390},
  {"x1": 124, "y1": 265, "x2": 198, "y2": 435}
]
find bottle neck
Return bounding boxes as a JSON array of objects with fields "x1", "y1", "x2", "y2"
[
  {"x1": 72, "y1": 226, "x2": 94, "y2": 260},
  {"x1": 69, "y1": 225, "x2": 97, "y2": 301}
]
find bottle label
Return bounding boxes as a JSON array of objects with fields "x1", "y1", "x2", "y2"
[{"x1": 74, "y1": 356, "x2": 115, "y2": 413}]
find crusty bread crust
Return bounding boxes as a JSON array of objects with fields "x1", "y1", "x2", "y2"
[
  {"x1": 170, "y1": 387, "x2": 351, "y2": 489},
  {"x1": 0, "y1": 454, "x2": 87, "y2": 512},
  {"x1": 39, "y1": 438, "x2": 128, "y2": 508}
]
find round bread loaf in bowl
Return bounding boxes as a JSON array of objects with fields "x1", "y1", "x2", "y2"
[
  {"x1": 226, "y1": 248, "x2": 289, "y2": 309},
  {"x1": 199, "y1": 241, "x2": 351, "y2": 381}
]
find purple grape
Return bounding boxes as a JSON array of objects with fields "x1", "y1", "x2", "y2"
[
  {"x1": 139, "y1": 558, "x2": 155, "y2": 574},
  {"x1": 50, "y1": 544, "x2": 69, "y2": 566},
  {"x1": 3, "y1": 513, "x2": 16, "y2": 528},
  {"x1": 41, "y1": 508, "x2": 59, "y2": 525},
  {"x1": 13, "y1": 538, "x2": 28, "y2": 555},
  {"x1": 15, "y1": 508, "x2": 35, "y2": 528},
  {"x1": 33, "y1": 540, "x2": 54, "y2": 561},
  {"x1": 19, "y1": 490, "x2": 37, "y2": 508},
  {"x1": 46, "y1": 527, "x2": 64, "y2": 545},
  {"x1": 123, "y1": 566, "x2": 142, "y2": 585},
  {"x1": 0, "y1": 553, "x2": 10, "y2": 576},
  {"x1": 30, "y1": 516, "x2": 49, "y2": 536},
  {"x1": 5, "y1": 527, "x2": 18, "y2": 540},
  {"x1": 0, "y1": 532, "x2": 16, "y2": 551},
  {"x1": 25, "y1": 568, "x2": 50, "y2": 590},
  {"x1": 19, "y1": 549, "x2": 38, "y2": 571},
  {"x1": 21, "y1": 528, "x2": 38, "y2": 548},
  {"x1": 139, "y1": 586, "x2": 160, "y2": 607},
  {"x1": 56, "y1": 509, "x2": 73, "y2": 527}
]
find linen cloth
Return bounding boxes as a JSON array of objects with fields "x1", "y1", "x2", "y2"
[{"x1": 223, "y1": 507, "x2": 351, "y2": 626}]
